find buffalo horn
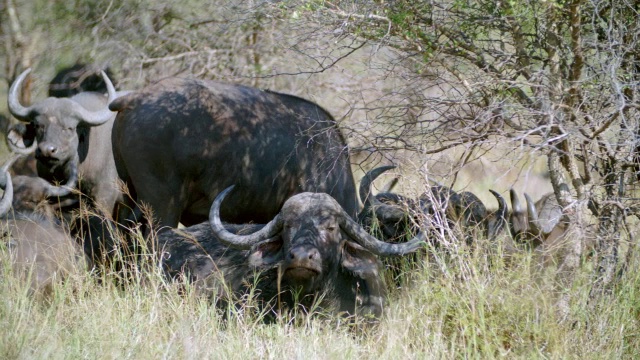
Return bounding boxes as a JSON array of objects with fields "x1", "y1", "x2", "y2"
[
  {"x1": 509, "y1": 188, "x2": 522, "y2": 213},
  {"x1": 487, "y1": 189, "x2": 508, "y2": 238},
  {"x1": 7, "y1": 69, "x2": 33, "y2": 122},
  {"x1": 44, "y1": 162, "x2": 78, "y2": 198},
  {"x1": 6, "y1": 124, "x2": 37, "y2": 155},
  {"x1": 0, "y1": 169, "x2": 13, "y2": 217},
  {"x1": 490, "y1": 190, "x2": 507, "y2": 221},
  {"x1": 209, "y1": 185, "x2": 284, "y2": 249},
  {"x1": 359, "y1": 165, "x2": 395, "y2": 206},
  {"x1": 339, "y1": 212, "x2": 426, "y2": 256},
  {"x1": 359, "y1": 165, "x2": 406, "y2": 222},
  {"x1": 524, "y1": 193, "x2": 541, "y2": 235},
  {"x1": 75, "y1": 71, "x2": 117, "y2": 126},
  {"x1": 0, "y1": 154, "x2": 21, "y2": 188}
]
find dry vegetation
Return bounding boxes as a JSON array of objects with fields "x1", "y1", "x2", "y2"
[
  {"x1": 1, "y1": 0, "x2": 639, "y2": 358},
  {"x1": 1, "y1": 232, "x2": 640, "y2": 358}
]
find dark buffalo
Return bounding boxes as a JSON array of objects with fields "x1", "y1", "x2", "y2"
[
  {"x1": 48, "y1": 63, "x2": 117, "y2": 98},
  {"x1": 109, "y1": 77, "x2": 358, "y2": 228},
  {"x1": 7, "y1": 69, "x2": 123, "y2": 213},
  {"x1": 157, "y1": 186, "x2": 425, "y2": 319},
  {"x1": 357, "y1": 166, "x2": 508, "y2": 243},
  {"x1": 0, "y1": 158, "x2": 86, "y2": 297}
]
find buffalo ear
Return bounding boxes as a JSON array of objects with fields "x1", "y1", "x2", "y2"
[
  {"x1": 247, "y1": 236, "x2": 283, "y2": 268},
  {"x1": 340, "y1": 240, "x2": 382, "y2": 278}
]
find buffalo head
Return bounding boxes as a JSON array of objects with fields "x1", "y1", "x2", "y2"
[
  {"x1": 7, "y1": 69, "x2": 116, "y2": 179},
  {"x1": 358, "y1": 166, "x2": 508, "y2": 244},
  {"x1": 0, "y1": 157, "x2": 86, "y2": 297},
  {"x1": 0, "y1": 154, "x2": 76, "y2": 215},
  {"x1": 209, "y1": 186, "x2": 425, "y2": 317},
  {"x1": 509, "y1": 188, "x2": 567, "y2": 247}
]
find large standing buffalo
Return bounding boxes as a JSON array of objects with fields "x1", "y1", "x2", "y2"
[
  {"x1": 109, "y1": 77, "x2": 358, "y2": 228},
  {"x1": 158, "y1": 186, "x2": 425, "y2": 319},
  {"x1": 7, "y1": 69, "x2": 122, "y2": 213}
]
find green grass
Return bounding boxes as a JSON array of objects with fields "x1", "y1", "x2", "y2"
[{"x1": 2, "y1": 229, "x2": 639, "y2": 359}]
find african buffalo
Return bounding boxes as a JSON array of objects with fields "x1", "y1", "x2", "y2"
[
  {"x1": 507, "y1": 188, "x2": 601, "y2": 269},
  {"x1": 357, "y1": 166, "x2": 508, "y2": 243},
  {"x1": 109, "y1": 77, "x2": 358, "y2": 228},
  {"x1": 509, "y1": 189, "x2": 566, "y2": 248},
  {"x1": 157, "y1": 186, "x2": 425, "y2": 319},
  {"x1": 48, "y1": 63, "x2": 117, "y2": 98},
  {"x1": 7, "y1": 68, "x2": 122, "y2": 213},
  {"x1": 0, "y1": 159, "x2": 86, "y2": 297},
  {"x1": 509, "y1": 189, "x2": 568, "y2": 247},
  {"x1": 5, "y1": 65, "x2": 115, "y2": 178}
]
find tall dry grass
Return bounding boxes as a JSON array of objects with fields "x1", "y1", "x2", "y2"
[{"x1": 1, "y1": 219, "x2": 639, "y2": 360}]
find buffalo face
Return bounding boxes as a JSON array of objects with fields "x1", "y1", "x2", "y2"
[
  {"x1": 7, "y1": 69, "x2": 116, "y2": 179},
  {"x1": 247, "y1": 194, "x2": 368, "y2": 297},
  {"x1": 209, "y1": 186, "x2": 425, "y2": 317},
  {"x1": 0, "y1": 158, "x2": 86, "y2": 297}
]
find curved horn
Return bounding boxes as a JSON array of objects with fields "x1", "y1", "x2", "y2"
[
  {"x1": 359, "y1": 165, "x2": 396, "y2": 206},
  {"x1": 358, "y1": 165, "x2": 407, "y2": 222},
  {"x1": 7, "y1": 69, "x2": 33, "y2": 122},
  {"x1": 0, "y1": 154, "x2": 21, "y2": 189},
  {"x1": 44, "y1": 161, "x2": 77, "y2": 198},
  {"x1": 509, "y1": 188, "x2": 522, "y2": 213},
  {"x1": 524, "y1": 193, "x2": 541, "y2": 234},
  {"x1": 101, "y1": 70, "x2": 117, "y2": 101},
  {"x1": 7, "y1": 137, "x2": 36, "y2": 155},
  {"x1": 487, "y1": 189, "x2": 507, "y2": 238},
  {"x1": 490, "y1": 189, "x2": 507, "y2": 221},
  {"x1": 209, "y1": 185, "x2": 284, "y2": 249},
  {"x1": 0, "y1": 169, "x2": 13, "y2": 217},
  {"x1": 74, "y1": 71, "x2": 117, "y2": 126},
  {"x1": 339, "y1": 210, "x2": 426, "y2": 256},
  {"x1": 6, "y1": 124, "x2": 37, "y2": 155}
]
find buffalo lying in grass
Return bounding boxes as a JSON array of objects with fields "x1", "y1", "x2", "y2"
[
  {"x1": 509, "y1": 189, "x2": 567, "y2": 248},
  {"x1": 0, "y1": 157, "x2": 86, "y2": 297},
  {"x1": 357, "y1": 166, "x2": 508, "y2": 244},
  {"x1": 157, "y1": 186, "x2": 425, "y2": 319}
]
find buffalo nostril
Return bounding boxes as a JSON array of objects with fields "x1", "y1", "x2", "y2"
[
  {"x1": 289, "y1": 247, "x2": 320, "y2": 262},
  {"x1": 38, "y1": 145, "x2": 58, "y2": 158},
  {"x1": 308, "y1": 249, "x2": 319, "y2": 260}
]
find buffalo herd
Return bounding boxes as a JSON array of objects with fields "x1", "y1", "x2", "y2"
[{"x1": 0, "y1": 66, "x2": 569, "y2": 320}]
